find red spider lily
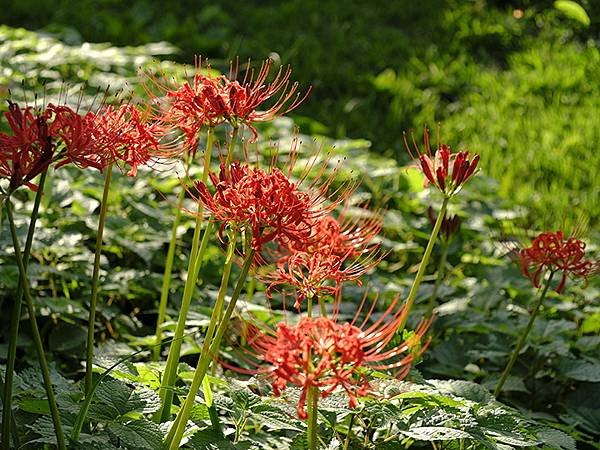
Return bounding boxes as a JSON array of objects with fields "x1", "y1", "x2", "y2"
[
  {"x1": 190, "y1": 141, "x2": 356, "y2": 254},
  {"x1": 264, "y1": 210, "x2": 383, "y2": 308},
  {"x1": 428, "y1": 207, "x2": 461, "y2": 241},
  {"x1": 0, "y1": 101, "x2": 56, "y2": 192},
  {"x1": 226, "y1": 294, "x2": 432, "y2": 419},
  {"x1": 404, "y1": 128, "x2": 479, "y2": 197},
  {"x1": 141, "y1": 57, "x2": 309, "y2": 153},
  {"x1": 193, "y1": 161, "x2": 317, "y2": 252},
  {"x1": 518, "y1": 230, "x2": 599, "y2": 293},
  {"x1": 52, "y1": 103, "x2": 161, "y2": 176}
]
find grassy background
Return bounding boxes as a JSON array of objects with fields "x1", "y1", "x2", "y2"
[{"x1": 1, "y1": 0, "x2": 599, "y2": 226}]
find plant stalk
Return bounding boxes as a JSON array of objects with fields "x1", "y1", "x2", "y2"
[
  {"x1": 2, "y1": 171, "x2": 48, "y2": 450},
  {"x1": 84, "y1": 164, "x2": 113, "y2": 396},
  {"x1": 166, "y1": 249, "x2": 255, "y2": 449},
  {"x1": 5, "y1": 201, "x2": 66, "y2": 450},
  {"x1": 307, "y1": 386, "x2": 319, "y2": 450},
  {"x1": 398, "y1": 196, "x2": 449, "y2": 331},
  {"x1": 494, "y1": 271, "x2": 555, "y2": 397},
  {"x1": 156, "y1": 127, "x2": 215, "y2": 421},
  {"x1": 427, "y1": 239, "x2": 450, "y2": 315},
  {"x1": 153, "y1": 186, "x2": 187, "y2": 361}
]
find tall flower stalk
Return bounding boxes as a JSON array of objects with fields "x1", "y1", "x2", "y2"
[
  {"x1": 84, "y1": 164, "x2": 113, "y2": 395},
  {"x1": 4, "y1": 201, "x2": 66, "y2": 450},
  {"x1": 494, "y1": 271, "x2": 554, "y2": 397},
  {"x1": 1, "y1": 170, "x2": 48, "y2": 450},
  {"x1": 399, "y1": 129, "x2": 479, "y2": 329},
  {"x1": 495, "y1": 230, "x2": 599, "y2": 397},
  {"x1": 156, "y1": 126, "x2": 216, "y2": 422}
]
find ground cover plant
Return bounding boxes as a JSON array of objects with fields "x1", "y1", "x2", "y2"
[{"x1": 1, "y1": 3, "x2": 599, "y2": 449}]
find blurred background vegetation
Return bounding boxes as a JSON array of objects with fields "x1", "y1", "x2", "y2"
[{"x1": 1, "y1": 0, "x2": 599, "y2": 225}]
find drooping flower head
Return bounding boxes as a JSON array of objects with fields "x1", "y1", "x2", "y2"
[
  {"x1": 518, "y1": 230, "x2": 599, "y2": 293},
  {"x1": 404, "y1": 127, "x2": 479, "y2": 197},
  {"x1": 264, "y1": 209, "x2": 383, "y2": 308},
  {"x1": 141, "y1": 57, "x2": 310, "y2": 153},
  {"x1": 0, "y1": 100, "x2": 57, "y2": 193},
  {"x1": 227, "y1": 294, "x2": 431, "y2": 419}
]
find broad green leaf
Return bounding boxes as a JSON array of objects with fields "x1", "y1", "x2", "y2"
[
  {"x1": 484, "y1": 430, "x2": 538, "y2": 447},
  {"x1": 554, "y1": 1, "x2": 591, "y2": 26},
  {"x1": 559, "y1": 359, "x2": 600, "y2": 382},
  {"x1": 401, "y1": 426, "x2": 472, "y2": 441},
  {"x1": 537, "y1": 428, "x2": 576, "y2": 450},
  {"x1": 187, "y1": 428, "x2": 239, "y2": 450},
  {"x1": 107, "y1": 419, "x2": 164, "y2": 450}
]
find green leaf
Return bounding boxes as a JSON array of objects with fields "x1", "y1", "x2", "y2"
[
  {"x1": 401, "y1": 426, "x2": 472, "y2": 441},
  {"x1": 485, "y1": 430, "x2": 538, "y2": 447},
  {"x1": 250, "y1": 404, "x2": 303, "y2": 431},
  {"x1": 107, "y1": 419, "x2": 164, "y2": 450},
  {"x1": 187, "y1": 428, "x2": 239, "y2": 450},
  {"x1": 536, "y1": 428, "x2": 576, "y2": 450},
  {"x1": 19, "y1": 398, "x2": 51, "y2": 414},
  {"x1": 554, "y1": 1, "x2": 591, "y2": 26},
  {"x1": 559, "y1": 359, "x2": 600, "y2": 382}
]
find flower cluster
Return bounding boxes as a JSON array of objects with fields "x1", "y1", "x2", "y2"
[
  {"x1": 519, "y1": 230, "x2": 599, "y2": 293},
  {"x1": 265, "y1": 210, "x2": 383, "y2": 308},
  {"x1": 240, "y1": 296, "x2": 432, "y2": 418},
  {"x1": 0, "y1": 99, "x2": 162, "y2": 193},
  {"x1": 405, "y1": 129, "x2": 479, "y2": 196},
  {"x1": 143, "y1": 58, "x2": 309, "y2": 152}
]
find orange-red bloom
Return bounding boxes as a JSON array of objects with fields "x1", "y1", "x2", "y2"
[
  {"x1": 142, "y1": 58, "x2": 309, "y2": 152},
  {"x1": 404, "y1": 128, "x2": 479, "y2": 196},
  {"x1": 265, "y1": 211, "x2": 383, "y2": 308},
  {"x1": 519, "y1": 230, "x2": 599, "y2": 293},
  {"x1": 230, "y1": 295, "x2": 431, "y2": 419},
  {"x1": 0, "y1": 101, "x2": 57, "y2": 192},
  {"x1": 52, "y1": 103, "x2": 161, "y2": 176},
  {"x1": 193, "y1": 161, "x2": 316, "y2": 252}
]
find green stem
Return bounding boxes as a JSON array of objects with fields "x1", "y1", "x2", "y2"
[
  {"x1": 427, "y1": 239, "x2": 450, "y2": 315},
  {"x1": 153, "y1": 186, "x2": 187, "y2": 361},
  {"x1": 85, "y1": 165, "x2": 113, "y2": 396},
  {"x1": 318, "y1": 295, "x2": 327, "y2": 318},
  {"x1": 5, "y1": 202, "x2": 66, "y2": 450},
  {"x1": 494, "y1": 271, "x2": 555, "y2": 397},
  {"x1": 307, "y1": 386, "x2": 319, "y2": 450},
  {"x1": 2, "y1": 171, "x2": 48, "y2": 450},
  {"x1": 226, "y1": 126, "x2": 239, "y2": 166},
  {"x1": 398, "y1": 196, "x2": 449, "y2": 331},
  {"x1": 156, "y1": 127, "x2": 215, "y2": 422},
  {"x1": 342, "y1": 413, "x2": 355, "y2": 450},
  {"x1": 166, "y1": 249, "x2": 255, "y2": 449}
]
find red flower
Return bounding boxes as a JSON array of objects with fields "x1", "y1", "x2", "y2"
[
  {"x1": 404, "y1": 128, "x2": 479, "y2": 196},
  {"x1": 0, "y1": 101, "x2": 56, "y2": 192},
  {"x1": 265, "y1": 211, "x2": 383, "y2": 308},
  {"x1": 193, "y1": 161, "x2": 316, "y2": 252},
  {"x1": 518, "y1": 230, "x2": 598, "y2": 293},
  {"x1": 52, "y1": 103, "x2": 161, "y2": 176},
  {"x1": 142, "y1": 58, "x2": 309, "y2": 152},
  {"x1": 191, "y1": 141, "x2": 355, "y2": 254},
  {"x1": 229, "y1": 295, "x2": 431, "y2": 419}
]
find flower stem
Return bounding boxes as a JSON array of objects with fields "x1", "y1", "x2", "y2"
[
  {"x1": 5, "y1": 201, "x2": 66, "y2": 450},
  {"x1": 153, "y1": 184, "x2": 187, "y2": 362},
  {"x1": 166, "y1": 249, "x2": 255, "y2": 449},
  {"x1": 156, "y1": 127, "x2": 216, "y2": 422},
  {"x1": 84, "y1": 164, "x2": 113, "y2": 396},
  {"x1": 494, "y1": 271, "x2": 555, "y2": 397},
  {"x1": 398, "y1": 196, "x2": 449, "y2": 331},
  {"x1": 307, "y1": 386, "x2": 319, "y2": 450},
  {"x1": 2, "y1": 171, "x2": 48, "y2": 450},
  {"x1": 427, "y1": 239, "x2": 450, "y2": 315}
]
